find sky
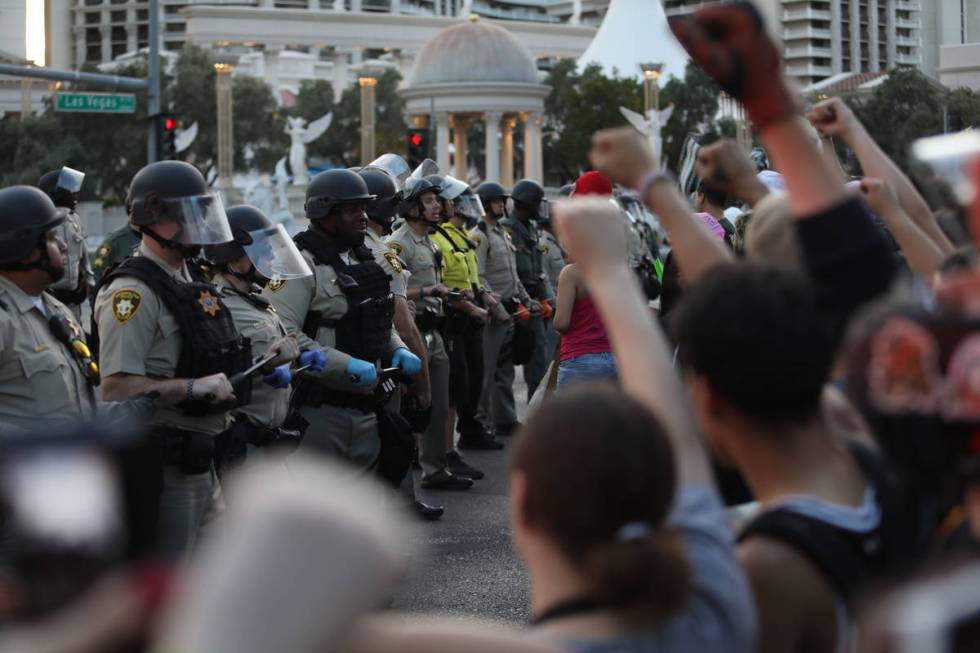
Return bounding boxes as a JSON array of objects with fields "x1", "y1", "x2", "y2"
[{"x1": 26, "y1": 0, "x2": 45, "y2": 65}]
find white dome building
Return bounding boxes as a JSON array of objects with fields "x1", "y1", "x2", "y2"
[{"x1": 399, "y1": 15, "x2": 550, "y2": 184}]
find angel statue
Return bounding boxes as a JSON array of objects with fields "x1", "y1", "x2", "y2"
[
  {"x1": 620, "y1": 105, "x2": 675, "y2": 169},
  {"x1": 285, "y1": 113, "x2": 333, "y2": 186}
]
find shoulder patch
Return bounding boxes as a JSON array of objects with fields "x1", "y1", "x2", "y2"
[
  {"x1": 111, "y1": 289, "x2": 143, "y2": 324},
  {"x1": 388, "y1": 242, "x2": 404, "y2": 256},
  {"x1": 473, "y1": 235, "x2": 483, "y2": 246},
  {"x1": 383, "y1": 251, "x2": 404, "y2": 274},
  {"x1": 197, "y1": 290, "x2": 221, "y2": 316},
  {"x1": 266, "y1": 279, "x2": 286, "y2": 293}
]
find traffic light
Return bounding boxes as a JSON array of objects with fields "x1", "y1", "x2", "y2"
[
  {"x1": 406, "y1": 128, "x2": 430, "y2": 168},
  {"x1": 160, "y1": 115, "x2": 178, "y2": 160}
]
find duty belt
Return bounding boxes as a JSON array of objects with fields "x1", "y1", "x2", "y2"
[
  {"x1": 301, "y1": 383, "x2": 379, "y2": 414},
  {"x1": 50, "y1": 284, "x2": 88, "y2": 306},
  {"x1": 415, "y1": 310, "x2": 445, "y2": 333}
]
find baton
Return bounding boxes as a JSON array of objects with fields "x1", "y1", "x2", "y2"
[{"x1": 202, "y1": 351, "x2": 280, "y2": 402}]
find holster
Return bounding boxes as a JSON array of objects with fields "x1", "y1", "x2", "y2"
[{"x1": 154, "y1": 426, "x2": 214, "y2": 475}]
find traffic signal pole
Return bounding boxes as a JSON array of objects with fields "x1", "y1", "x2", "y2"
[{"x1": 147, "y1": 0, "x2": 161, "y2": 163}]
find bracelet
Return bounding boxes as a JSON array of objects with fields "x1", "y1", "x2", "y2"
[
  {"x1": 186, "y1": 379, "x2": 195, "y2": 401},
  {"x1": 635, "y1": 170, "x2": 676, "y2": 200}
]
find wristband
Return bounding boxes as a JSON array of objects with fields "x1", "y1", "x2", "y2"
[
  {"x1": 186, "y1": 379, "x2": 195, "y2": 401},
  {"x1": 635, "y1": 170, "x2": 676, "y2": 199}
]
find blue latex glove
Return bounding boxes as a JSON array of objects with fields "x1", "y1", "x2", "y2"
[
  {"x1": 299, "y1": 349, "x2": 327, "y2": 372},
  {"x1": 345, "y1": 357, "x2": 378, "y2": 388},
  {"x1": 391, "y1": 347, "x2": 422, "y2": 376},
  {"x1": 262, "y1": 364, "x2": 292, "y2": 389}
]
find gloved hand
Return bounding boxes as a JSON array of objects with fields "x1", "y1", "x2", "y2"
[
  {"x1": 262, "y1": 364, "x2": 292, "y2": 389},
  {"x1": 392, "y1": 347, "x2": 422, "y2": 376},
  {"x1": 514, "y1": 303, "x2": 531, "y2": 322},
  {"x1": 345, "y1": 357, "x2": 378, "y2": 388},
  {"x1": 539, "y1": 299, "x2": 555, "y2": 320},
  {"x1": 298, "y1": 349, "x2": 327, "y2": 372}
]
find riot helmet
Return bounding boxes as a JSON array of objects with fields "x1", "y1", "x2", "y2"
[
  {"x1": 454, "y1": 189, "x2": 484, "y2": 228},
  {"x1": 400, "y1": 176, "x2": 439, "y2": 223},
  {"x1": 205, "y1": 205, "x2": 311, "y2": 285},
  {"x1": 305, "y1": 169, "x2": 375, "y2": 222},
  {"x1": 0, "y1": 185, "x2": 67, "y2": 280},
  {"x1": 511, "y1": 179, "x2": 549, "y2": 222},
  {"x1": 127, "y1": 161, "x2": 233, "y2": 254},
  {"x1": 363, "y1": 154, "x2": 411, "y2": 191},
  {"x1": 38, "y1": 167, "x2": 85, "y2": 211},
  {"x1": 358, "y1": 168, "x2": 401, "y2": 232},
  {"x1": 476, "y1": 181, "x2": 508, "y2": 220}
]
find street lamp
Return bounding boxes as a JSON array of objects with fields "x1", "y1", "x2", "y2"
[
  {"x1": 214, "y1": 62, "x2": 235, "y2": 189},
  {"x1": 639, "y1": 62, "x2": 663, "y2": 115}
]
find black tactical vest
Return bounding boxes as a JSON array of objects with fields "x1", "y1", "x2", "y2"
[
  {"x1": 99, "y1": 257, "x2": 252, "y2": 416},
  {"x1": 294, "y1": 230, "x2": 395, "y2": 363}
]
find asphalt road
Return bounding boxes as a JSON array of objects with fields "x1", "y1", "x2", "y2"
[{"x1": 390, "y1": 373, "x2": 532, "y2": 625}]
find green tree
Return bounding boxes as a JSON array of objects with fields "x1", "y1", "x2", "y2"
[
  {"x1": 542, "y1": 60, "x2": 642, "y2": 185},
  {"x1": 659, "y1": 61, "x2": 722, "y2": 172}
]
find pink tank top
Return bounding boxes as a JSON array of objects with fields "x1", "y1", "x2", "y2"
[{"x1": 559, "y1": 293, "x2": 612, "y2": 362}]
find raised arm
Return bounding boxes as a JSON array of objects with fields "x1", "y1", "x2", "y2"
[
  {"x1": 808, "y1": 97, "x2": 955, "y2": 255},
  {"x1": 859, "y1": 178, "x2": 945, "y2": 279},
  {"x1": 553, "y1": 197, "x2": 714, "y2": 488},
  {"x1": 590, "y1": 128, "x2": 734, "y2": 286}
]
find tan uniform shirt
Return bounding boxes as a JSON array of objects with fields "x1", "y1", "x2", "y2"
[
  {"x1": 471, "y1": 220, "x2": 531, "y2": 304},
  {"x1": 0, "y1": 277, "x2": 95, "y2": 430},
  {"x1": 386, "y1": 223, "x2": 443, "y2": 316},
  {"x1": 49, "y1": 210, "x2": 92, "y2": 295},
  {"x1": 539, "y1": 229, "x2": 566, "y2": 292},
  {"x1": 215, "y1": 275, "x2": 289, "y2": 428},
  {"x1": 364, "y1": 228, "x2": 410, "y2": 299},
  {"x1": 94, "y1": 243, "x2": 229, "y2": 435},
  {"x1": 262, "y1": 242, "x2": 405, "y2": 395}
]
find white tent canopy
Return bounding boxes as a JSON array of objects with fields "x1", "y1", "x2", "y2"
[{"x1": 577, "y1": 0, "x2": 689, "y2": 82}]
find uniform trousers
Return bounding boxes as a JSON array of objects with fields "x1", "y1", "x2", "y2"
[
  {"x1": 298, "y1": 403, "x2": 381, "y2": 472},
  {"x1": 476, "y1": 317, "x2": 518, "y2": 429},
  {"x1": 419, "y1": 330, "x2": 451, "y2": 478},
  {"x1": 445, "y1": 322, "x2": 485, "y2": 439},
  {"x1": 523, "y1": 315, "x2": 549, "y2": 402},
  {"x1": 157, "y1": 464, "x2": 218, "y2": 560}
]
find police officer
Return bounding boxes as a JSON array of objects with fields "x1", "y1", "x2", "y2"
[
  {"x1": 387, "y1": 177, "x2": 474, "y2": 490},
  {"x1": 357, "y1": 165, "x2": 444, "y2": 520},
  {"x1": 205, "y1": 205, "x2": 312, "y2": 471},
  {"x1": 472, "y1": 182, "x2": 536, "y2": 437},
  {"x1": 501, "y1": 179, "x2": 554, "y2": 402},
  {"x1": 95, "y1": 161, "x2": 274, "y2": 559},
  {"x1": 92, "y1": 223, "x2": 141, "y2": 284},
  {"x1": 0, "y1": 185, "x2": 97, "y2": 430},
  {"x1": 37, "y1": 167, "x2": 94, "y2": 321},
  {"x1": 537, "y1": 203, "x2": 566, "y2": 362},
  {"x1": 264, "y1": 169, "x2": 422, "y2": 472},
  {"x1": 430, "y1": 180, "x2": 501, "y2": 452}
]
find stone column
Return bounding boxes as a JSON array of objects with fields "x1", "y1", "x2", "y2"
[
  {"x1": 332, "y1": 50, "x2": 348, "y2": 102},
  {"x1": 126, "y1": 8, "x2": 136, "y2": 52},
  {"x1": 869, "y1": 0, "x2": 880, "y2": 72},
  {"x1": 20, "y1": 79, "x2": 32, "y2": 117},
  {"x1": 100, "y1": 25, "x2": 111, "y2": 63},
  {"x1": 435, "y1": 112, "x2": 451, "y2": 172},
  {"x1": 215, "y1": 63, "x2": 235, "y2": 189},
  {"x1": 453, "y1": 116, "x2": 468, "y2": 180},
  {"x1": 523, "y1": 112, "x2": 543, "y2": 182},
  {"x1": 484, "y1": 110, "x2": 501, "y2": 183},
  {"x1": 849, "y1": 0, "x2": 861, "y2": 71},
  {"x1": 830, "y1": 0, "x2": 843, "y2": 74},
  {"x1": 359, "y1": 76, "x2": 377, "y2": 165},
  {"x1": 501, "y1": 115, "x2": 516, "y2": 187}
]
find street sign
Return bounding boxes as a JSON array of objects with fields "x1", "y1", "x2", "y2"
[{"x1": 55, "y1": 92, "x2": 136, "y2": 114}]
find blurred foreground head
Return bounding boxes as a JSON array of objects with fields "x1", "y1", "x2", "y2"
[{"x1": 510, "y1": 385, "x2": 690, "y2": 619}]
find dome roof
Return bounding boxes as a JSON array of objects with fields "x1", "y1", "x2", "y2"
[{"x1": 408, "y1": 17, "x2": 539, "y2": 86}]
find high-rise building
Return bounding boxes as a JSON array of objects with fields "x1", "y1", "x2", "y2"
[
  {"x1": 921, "y1": 0, "x2": 980, "y2": 82},
  {"x1": 661, "y1": 0, "x2": 923, "y2": 87}
]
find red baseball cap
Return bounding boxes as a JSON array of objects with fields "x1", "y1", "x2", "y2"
[{"x1": 573, "y1": 171, "x2": 614, "y2": 197}]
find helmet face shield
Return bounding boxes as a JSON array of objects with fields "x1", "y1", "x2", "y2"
[
  {"x1": 243, "y1": 223, "x2": 312, "y2": 281},
  {"x1": 160, "y1": 193, "x2": 234, "y2": 245},
  {"x1": 439, "y1": 175, "x2": 469, "y2": 201},
  {"x1": 57, "y1": 167, "x2": 85, "y2": 194},
  {"x1": 365, "y1": 154, "x2": 411, "y2": 191},
  {"x1": 410, "y1": 158, "x2": 441, "y2": 181},
  {"x1": 454, "y1": 194, "x2": 484, "y2": 221}
]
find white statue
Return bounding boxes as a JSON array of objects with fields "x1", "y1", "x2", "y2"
[
  {"x1": 570, "y1": 0, "x2": 582, "y2": 24},
  {"x1": 285, "y1": 113, "x2": 333, "y2": 186},
  {"x1": 274, "y1": 157, "x2": 290, "y2": 210},
  {"x1": 620, "y1": 105, "x2": 675, "y2": 169}
]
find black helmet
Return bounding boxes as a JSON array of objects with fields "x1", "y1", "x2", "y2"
[
  {"x1": 357, "y1": 168, "x2": 401, "y2": 225},
  {"x1": 305, "y1": 169, "x2": 375, "y2": 221},
  {"x1": 476, "y1": 181, "x2": 508, "y2": 206},
  {"x1": 424, "y1": 174, "x2": 446, "y2": 194},
  {"x1": 399, "y1": 176, "x2": 438, "y2": 216},
  {"x1": 128, "y1": 161, "x2": 209, "y2": 226},
  {"x1": 205, "y1": 205, "x2": 273, "y2": 264},
  {"x1": 511, "y1": 179, "x2": 545, "y2": 207},
  {"x1": 0, "y1": 186, "x2": 66, "y2": 266},
  {"x1": 38, "y1": 168, "x2": 83, "y2": 210}
]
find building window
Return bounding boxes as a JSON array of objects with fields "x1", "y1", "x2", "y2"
[
  {"x1": 137, "y1": 24, "x2": 147, "y2": 39},
  {"x1": 110, "y1": 10, "x2": 125, "y2": 21},
  {"x1": 137, "y1": 8, "x2": 147, "y2": 18},
  {"x1": 86, "y1": 44, "x2": 102, "y2": 61},
  {"x1": 84, "y1": 11, "x2": 100, "y2": 23},
  {"x1": 83, "y1": 0, "x2": 101, "y2": 6}
]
